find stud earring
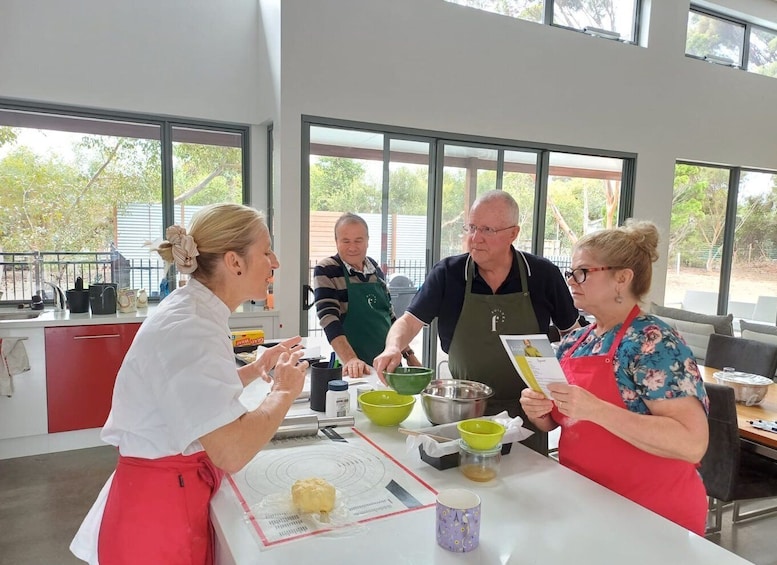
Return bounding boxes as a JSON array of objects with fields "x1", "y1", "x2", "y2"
[{"x1": 237, "y1": 271, "x2": 242, "y2": 276}]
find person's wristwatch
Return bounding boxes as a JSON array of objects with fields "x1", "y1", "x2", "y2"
[{"x1": 401, "y1": 348, "x2": 414, "y2": 360}]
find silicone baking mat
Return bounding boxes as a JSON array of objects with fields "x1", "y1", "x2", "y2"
[{"x1": 226, "y1": 428, "x2": 437, "y2": 548}]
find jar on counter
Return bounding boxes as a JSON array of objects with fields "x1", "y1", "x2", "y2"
[
  {"x1": 137, "y1": 289, "x2": 148, "y2": 308},
  {"x1": 325, "y1": 380, "x2": 350, "y2": 418},
  {"x1": 355, "y1": 384, "x2": 374, "y2": 412},
  {"x1": 459, "y1": 439, "x2": 501, "y2": 482}
]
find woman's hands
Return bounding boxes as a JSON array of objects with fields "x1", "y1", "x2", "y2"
[
  {"x1": 519, "y1": 388, "x2": 554, "y2": 420},
  {"x1": 203, "y1": 344, "x2": 308, "y2": 474},
  {"x1": 519, "y1": 388, "x2": 558, "y2": 432},
  {"x1": 239, "y1": 336, "x2": 304, "y2": 386},
  {"x1": 547, "y1": 383, "x2": 602, "y2": 421},
  {"x1": 519, "y1": 384, "x2": 603, "y2": 432},
  {"x1": 270, "y1": 349, "x2": 307, "y2": 399}
]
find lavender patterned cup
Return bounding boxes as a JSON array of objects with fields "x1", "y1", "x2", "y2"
[{"x1": 435, "y1": 489, "x2": 481, "y2": 552}]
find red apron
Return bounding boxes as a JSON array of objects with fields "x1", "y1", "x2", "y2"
[
  {"x1": 98, "y1": 452, "x2": 224, "y2": 565},
  {"x1": 555, "y1": 305, "x2": 707, "y2": 535}
]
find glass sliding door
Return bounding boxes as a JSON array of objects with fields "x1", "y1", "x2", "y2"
[
  {"x1": 730, "y1": 171, "x2": 777, "y2": 325},
  {"x1": 387, "y1": 138, "x2": 431, "y2": 363},
  {"x1": 502, "y1": 150, "x2": 539, "y2": 253},
  {"x1": 302, "y1": 118, "x2": 636, "y2": 370},
  {"x1": 542, "y1": 152, "x2": 624, "y2": 270},
  {"x1": 665, "y1": 164, "x2": 730, "y2": 311},
  {"x1": 437, "y1": 143, "x2": 499, "y2": 260},
  {"x1": 386, "y1": 138, "x2": 430, "y2": 295},
  {"x1": 304, "y1": 125, "x2": 432, "y2": 359},
  {"x1": 307, "y1": 126, "x2": 385, "y2": 336},
  {"x1": 665, "y1": 163, "x2": 777, "y2": 328},
  {"x1": 434, "y1": 143, "x2": 539, "y2": 373}
]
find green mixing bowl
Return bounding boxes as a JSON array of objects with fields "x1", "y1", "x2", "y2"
[
  {"x1": 457, "y1": 419, "x2": 506, "y2": 450},
  {"x1": 384, "y1": 366, "x2": 434, "y2": 395},
  {"x1": 358, "y1": 390, "x2": 415, "y2": 426}
]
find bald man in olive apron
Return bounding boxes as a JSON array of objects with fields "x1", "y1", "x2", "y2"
[
  {"x1": 313, "y1": 213, "x2": 418, "y2": 378},
  {"x1": 374, "y1": 191, "x2": 579, "y2": 455}
]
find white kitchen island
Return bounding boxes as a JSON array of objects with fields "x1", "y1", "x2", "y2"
[{"x1": 211, "y1": 365, "x2": 752, "y2": 565}]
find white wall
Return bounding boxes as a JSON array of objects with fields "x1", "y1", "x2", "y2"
[
  {"x1": 3, "y1": 0, "x2": 777, "y2": 335},
  {"x1": 0, "y1": 0, "x2": 270, "y2": 123},
  {"x1": 272, "y1": 0, "x2": 777, "y2": 333},
  {"x1": 0, "y1": 0, "x2": 279, "y2": 290}
]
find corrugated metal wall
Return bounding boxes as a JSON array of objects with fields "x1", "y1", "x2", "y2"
[{"x1": 116, "y1": 203, "x2": 208, "y2": 262}]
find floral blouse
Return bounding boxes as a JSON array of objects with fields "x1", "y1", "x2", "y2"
[{"x1": 556, "y1": 313, "x2": 709, "y2": 415}]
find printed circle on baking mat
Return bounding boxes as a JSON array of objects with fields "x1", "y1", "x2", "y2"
[{"x1": 244, "y1": 442, "x2": 388, "y2": 498}]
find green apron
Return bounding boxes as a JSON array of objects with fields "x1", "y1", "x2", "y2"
[
  {"x1": 448, "y1": 251, "x2": 547, "y2": 454},
  {"x1": 341, "y1": 262, "x2": 393, "y2": 364}
]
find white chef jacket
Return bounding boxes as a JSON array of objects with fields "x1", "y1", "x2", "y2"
[{"x1": 70, "y1": 278, "x2": 247, "y2": 564}]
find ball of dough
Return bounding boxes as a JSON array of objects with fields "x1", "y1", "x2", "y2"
[{"x1": 291, "y1": 478, "x2": 336, "y2": 513}]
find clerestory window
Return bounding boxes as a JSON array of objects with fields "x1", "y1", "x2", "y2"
[
  {"x1": 686, "y1": 6, "x2": 777, "y2": 78},
  {"x1": 442, "y1": 0, "x2": 641, "y2": 44}
]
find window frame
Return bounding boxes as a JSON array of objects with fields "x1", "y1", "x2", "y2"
[
  {"x1": 685, "y1": 7, "x2": 748, "y2": 68},
  {"x1": 0, "y1": 98, "x2": 252, "y2": 301},
  {"x1": 671, "y1": 160, "x2": 777, "y2": 316},
  {"x1": 686, "y1": 5, "x2": 777, "y2": 76},
  {"x1": 300, "y1": 115, "x2": 637, "y2": 366},
  {"x1": 548, "y1": 0, "x2": 642, "y2": 45},
  {"x1": 444, "y1": 0, "x2": 642, "y2": 45},
  {"x1": 0, "y1": 98, "x2": 252, "y2": 213}
]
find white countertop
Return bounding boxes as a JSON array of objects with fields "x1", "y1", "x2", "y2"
[
  {"x1": 210, "y1": 340, "x2": 751, "y2": 565},
  {"x1": 0, "y1": 303, "x2": 278, "y2": 329}
]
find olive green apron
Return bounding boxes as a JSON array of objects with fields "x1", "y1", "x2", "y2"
[
  {"x1": 341, "y1": 262, "x2": 393, "y2": 365},
  {"x1": 447, "y1": 251, "x2": 547, "y2": 454}
]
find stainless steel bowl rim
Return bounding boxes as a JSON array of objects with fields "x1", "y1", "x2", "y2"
[
  {"x1": 421, "y1": 379, "x2": 494, "y2": 399},
  {"x1": 712, "y1": 371, "x2": 773, "y2": 386}
]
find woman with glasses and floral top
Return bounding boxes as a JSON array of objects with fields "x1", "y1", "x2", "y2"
[
  {"x1": 374, "y1": 190, "x2": 579, "y2": 455},
  {"x1": 520, "y1": 219, "x2": 709, "y2": 535}
]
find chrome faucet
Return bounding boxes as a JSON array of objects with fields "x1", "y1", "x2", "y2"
[{"x1": 44, "y1": 282, "x2": 66, "y2": 310}]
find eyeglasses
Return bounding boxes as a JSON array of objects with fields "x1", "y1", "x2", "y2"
[
  {"x1": 563, "y1": 266, "x2": 622, "y2": 284},
  {"x1": 462, "y1": 224, "x2": 517, "y2": 237}
]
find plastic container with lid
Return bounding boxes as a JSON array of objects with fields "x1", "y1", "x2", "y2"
[
  {"x1": 458, "y1": 439, "x2": 501, "y2": 482},
  {"x1": 326, "y1": 380, "x2": 351, "y2": 418}
]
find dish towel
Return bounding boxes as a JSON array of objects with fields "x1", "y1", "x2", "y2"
[{"x1": 0, "y1": 338, "x2": 31, "y2": 397}]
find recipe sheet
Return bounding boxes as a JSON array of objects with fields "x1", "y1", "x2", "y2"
[
  {"x1": 500, "y1": 334, "x2": 569, "y2": 397},
  {"x1": 226, "y1": 428, "x2": 437, "y2": 549}
]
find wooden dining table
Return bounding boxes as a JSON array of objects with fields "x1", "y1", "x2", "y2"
[{"x1": 700, "y1": 365, "x2": 777, "y2": 454}]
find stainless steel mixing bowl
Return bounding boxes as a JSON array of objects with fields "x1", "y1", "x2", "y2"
[
  {"x1": 713, "y1": 370, "x2": 773, "y2": 406},
  {"x1": 420, "y1": 379, "x2": 494, "y2": 425}
]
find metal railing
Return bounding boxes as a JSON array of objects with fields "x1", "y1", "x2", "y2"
[{"x1": 0, "y1": 251, "x2": 166, "y2": 304}]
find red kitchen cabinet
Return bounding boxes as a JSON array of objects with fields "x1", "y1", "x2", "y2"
[{"x1": 45, "y1": 323, "x2": 141, "y2": 433}]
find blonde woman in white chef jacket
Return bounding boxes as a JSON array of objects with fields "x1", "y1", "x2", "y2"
[{"x1": 71, "y1": 204, "x2": 308, "y2": 565}]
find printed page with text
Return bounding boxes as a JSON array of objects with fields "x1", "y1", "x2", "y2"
[{"x1": 499, "y1": 334, "x2": 568, "y2": 398}]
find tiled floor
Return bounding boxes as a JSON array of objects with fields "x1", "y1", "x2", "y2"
[{"x1": 1, "y1": 445, "x2": 776, "y2": 565}]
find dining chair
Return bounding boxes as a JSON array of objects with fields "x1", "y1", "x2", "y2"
[
  {"x1": 704, "y1": 334, "x2": 777, "y2": 379},
  {"x1": 699, "y1": 383, "x2": 777, "y2": 535}
]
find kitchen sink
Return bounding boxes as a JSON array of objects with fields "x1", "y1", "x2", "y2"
[{"x1": 0, "y1": 309, "x2": 44, "y2": 321}]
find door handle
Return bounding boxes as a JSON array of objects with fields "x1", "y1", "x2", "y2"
[
  {"x1": 73, "y1": 334, "x2": 121, "y2": 340},
  {"x1": 302, "y1": 284, "x2": 315, "y2": 311}
]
